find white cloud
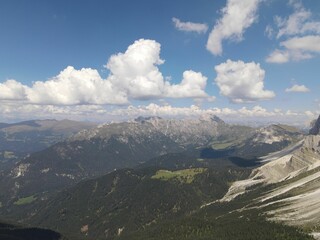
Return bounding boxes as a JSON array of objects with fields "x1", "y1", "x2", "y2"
[
  {"x1": 106, "y1": 39, "x2": 166, "y2": 100},
  {"x1": 265, "y1": 25, "x2": 274, "y2": 39},
  {"x1": 111, "y1": 104, "x2": 277, "y2": 119},
  {"x1": 267, "y1": 1, "x2": 320, "y2": 63},
  {"x1": 281, "y1": 35, "x2": 320, "y2": 52},
  {"x1": 285, "y1": 84, "x2": 310, "y2": 93},
  {"x1": 106, "y1": 39, "x2": 211, "y2": 100},
  {"x1": 165, "y1": 70, "x2": 209, "y2": 98},
  {"x1": 0, "y1": 39, "x2": 212, "y2": 105},
  {"x1": 0, "y1": 102, "x2": 315, "y2": 126},
  {"x1": 172, "y1": 17, "x2": 208, "y2": 34},
  {"x1": 0, "y1": 67, "x2": 130, "y2": 105},
  {"x1": 266, "y1": 35, "x2": 320, "y2": 63},
  {"x1": 206, "y1": 0, "x2": 261, "y2": 55},
  {"x1": 0, "y1": 80, "x2": 28, "y2": 100},
  {"x1": 276, "y1": 2, "x2": 320, "y2": 38},
  {"x1": 305, "y1": 110, "x2": 315, "y2": 118},
  {"x1": 238, "y1": 105, "x2": 274, "y2": 117},
  {"x1": 28, "y1": 66, "x2": 128, "y2": 105},
  {"x1": 214, "y1": 59, "x2": 275, "y2": 103},
  {"x1": 99, "y1": 104, "x2": 317, "y2": 126},
  {"x1": 0, "y1": 102, "x2": 109, "y2": 122},
  {"x1": 266, "y1": 49, "x2": 290, "y2": 63}
]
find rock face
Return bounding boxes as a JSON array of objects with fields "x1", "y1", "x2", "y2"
[
  {"x1": 309, "y1": 115, "x2": 320, "y2": 135},
  {"x1": 222, "y1": 134, "x2": 320, "y2": 200},
  {"x1": 234, "y1": 124, "x2": 304, "y2": 158},
  {"x1": 72, "y1": 115, "x2": 226, "y2": 147}
]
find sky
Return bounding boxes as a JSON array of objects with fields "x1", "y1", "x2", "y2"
[{"x1": 0, "y1": 0, "x2": 320, "y2": 126}]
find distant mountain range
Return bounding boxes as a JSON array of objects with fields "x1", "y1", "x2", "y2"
[
  {"x1": 0, "y1": 115, "x2": 310, "y2": 240},
  {"x1": 0, "y1": 119, "x2": 96, "y2": 170}
]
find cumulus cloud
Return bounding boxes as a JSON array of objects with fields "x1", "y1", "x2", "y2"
[
  {"x1": 285, "y1": 84, "x2": 310, "y2": 93},
  {"x1": 1, "y1": 67, "x2": 129, "y2": 105},
  {"x1": 0, "y1": 80, "x2": 28, "y2": 100},
  {"x1": 0, "y1": 39, "x2": 212, "y2": 105},
  {"x1": 267, "y1": 1, "x2": 320, "y2": 63},
  {"x1": 172, "y1": 17, "x2": 208, "y2": 34},
  {"x1": 165, "y1": 71, "x2": 209, "y2": 98},
  {"x1": 106, "y1": 39, "x2": 210, "y2": 100},
  {"x1": 106, "y1": 39, "x2": 166, "y2": 100},
  {"x1": 214, "y1": 59, "x2": 275, "y2": 103},
  {"x1": 206, "y1": 0, "x2": 261, "y2": 55},
  {"x1": 28, "y1": 66, "x2": 128, "y2": 105}
]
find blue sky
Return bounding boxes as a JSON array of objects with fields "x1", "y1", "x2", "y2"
[{"x1": 0, "y1": 0, "x2": 319, "y2": 125}]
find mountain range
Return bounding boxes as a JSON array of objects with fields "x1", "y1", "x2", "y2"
[
  {"x1": 0, "y1": 119, "x2": 96, "y2": 171},
  {"x1": 0, "y1": 114, "x2": 313, "y2": 240}
]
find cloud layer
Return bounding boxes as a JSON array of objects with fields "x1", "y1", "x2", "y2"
[
  {"x1": 0, "y1": 39, "x2": 211, "y2": 105},
  {"x1": 214, "y1": 60, "x2": 275, "y2": 103},
  {"x1": 206, "y1": 0, "x2": 261, "y2": 55},
  {"x1": 0, "y1": 102, "x2": 315, "y2": 126}
]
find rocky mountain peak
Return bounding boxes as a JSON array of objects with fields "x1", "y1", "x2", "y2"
[
  {"x1": 199, "y1": 114, "x2": 224, "y2": 124},
  {"x1": 309, "y1": 115, "x2": 320, "y2": 135}
]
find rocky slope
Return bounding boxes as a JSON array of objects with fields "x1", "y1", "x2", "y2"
[
  {"x1": 71, "y1": 115, "x2": 226, "y2": 147},
  {"x1": 217, "y1": 115, "x2": 320, "y2": 236},
  {"x1": 234, "y1": 124, "x2": 304, "y2": 158},
  {"x1": 309, "y1": 115, "x2": 320, "y2": 135}
]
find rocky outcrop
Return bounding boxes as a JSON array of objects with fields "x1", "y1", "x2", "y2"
[
  {"x1": 309, "y1": 115, "x2": 320, "y2": 135},
  {"x1": 220, "y1": 116, "x2": 320, "y2": 228}
]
